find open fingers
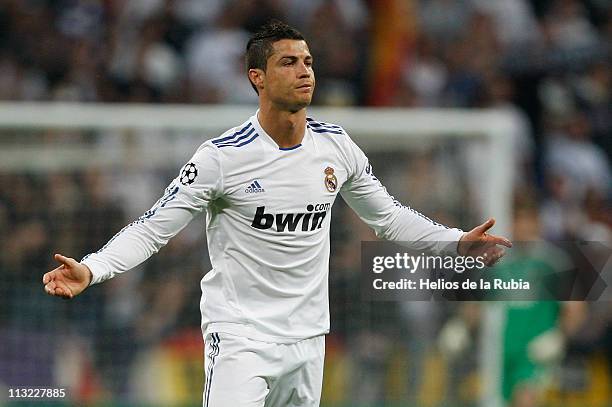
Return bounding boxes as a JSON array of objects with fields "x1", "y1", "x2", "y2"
[
  {"x1": 42, "y1": 264, "x2": 66, "y2": 284},
  {"x1": 54, "y1": 253, "x2": 78, "y2": 268},
  {"x1": 44, "y1": 280, "x2": 56, "y2": 292},
  {"x1": 43, "y1": 270, "x2": 55, "y2": 284},
  {"x1": 483, "y1": 246, "x2": 506, "y2": 266},
  {"x1": 474, "y1": 218, "x2": 495, "y2": 234},
  {"x1": 43, "y1": 268, "x2": 59, "y2": 284},
  {"x1": 44, "y1": 279, "x2": 73, "y2": 298},
  {"x1": 44, "y1": 280, "x2": 61, "y2": 296},
  {"x1": 485, "y1": 233, "x2": 513, "y2": 248}
]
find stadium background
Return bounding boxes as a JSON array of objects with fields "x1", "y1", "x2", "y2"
[{"x1": 0, "y1": 0, "x2": 610, "y2": 406}]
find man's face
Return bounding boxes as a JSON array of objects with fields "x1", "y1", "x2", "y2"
[{"x1": 257, "y1": 39, "x2": 315, "y2": 111}]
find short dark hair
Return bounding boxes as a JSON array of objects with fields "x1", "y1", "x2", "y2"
[{"x1": 245, "y1": 20, "x2": 305, "y2": 94}]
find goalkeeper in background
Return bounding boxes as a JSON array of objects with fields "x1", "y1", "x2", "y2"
[
  {"x1": 438, "y1": 197, "x2": 586, "y2": 407},
  {"x1": 499, "y1": 199, "x2": 585, "y2": 407}
]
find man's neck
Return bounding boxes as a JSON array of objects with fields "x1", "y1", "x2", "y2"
[{"x1": 257, "y1": 103, "x2": 306, "y2": 149}]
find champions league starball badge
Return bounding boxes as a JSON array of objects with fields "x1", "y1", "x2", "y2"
[
  {"x1": 324, "y1": 167, "x2": 337, "y2": 192},
  {"x1": 180, "y1": 162, "x2": 198, "y2": 185}
]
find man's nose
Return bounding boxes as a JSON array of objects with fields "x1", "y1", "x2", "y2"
[{"x1": 297, "y1": 63, "x2": 310, "y2": 78}]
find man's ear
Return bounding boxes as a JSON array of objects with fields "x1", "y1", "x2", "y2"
[{"x1": 248, "y1": 68, "x2": 265, "y2": 91}]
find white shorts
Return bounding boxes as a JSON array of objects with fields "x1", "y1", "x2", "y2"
[{"x1": 203, "y1": 332, "x2": 325, "y2": 407}]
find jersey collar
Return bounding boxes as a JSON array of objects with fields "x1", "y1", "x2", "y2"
[{"x1": 251, "y1": 110, "x2": 309, "y2": 152}]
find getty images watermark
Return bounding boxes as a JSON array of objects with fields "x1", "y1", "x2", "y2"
[{"x1": 361, "y1": 241, "x2": 611, "y2": 301}]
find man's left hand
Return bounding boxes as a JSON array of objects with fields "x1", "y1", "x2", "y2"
[{"x1": 457, "y1": 218, "x2": 512, "y2": 266}]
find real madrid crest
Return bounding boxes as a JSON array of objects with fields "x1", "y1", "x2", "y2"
[{"x1": 324, "y1": 167, "x2": 337, "y2": 192}]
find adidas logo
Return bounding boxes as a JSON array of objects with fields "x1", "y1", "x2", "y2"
[{"x1": 245, "y1": 180, "x2": 265, "y2": 193}]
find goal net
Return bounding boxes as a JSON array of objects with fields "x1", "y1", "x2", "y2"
[{"x1": 0, "y1": 102, "x2": 521, "y2": 407}]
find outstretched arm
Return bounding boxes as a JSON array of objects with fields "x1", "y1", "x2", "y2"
[
  {"x1": 340, "y1": 133, "x2": 511, "y2": 259},
  {"x1": 42, "y1": 143, "x2": 222, "y2": 294}
]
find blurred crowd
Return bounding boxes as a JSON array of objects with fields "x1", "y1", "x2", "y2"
[
  {"x1": 1, "y1": 0, "x2": 610, "y2": 231},
  {"x1": 0, "y1": 0, "x2": 610, "y2": 406}
]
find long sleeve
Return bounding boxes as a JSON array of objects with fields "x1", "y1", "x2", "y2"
[
  {"x1": 82, "y1": 143, "x2": 222, "y2": 285},
  {"x1": 340, "y1": 135, "x2": 464, "y2": 255}
]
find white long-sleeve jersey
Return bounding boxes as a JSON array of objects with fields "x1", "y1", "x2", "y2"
[{"x1": 82, "y1": 112, "x2": 464, "y2": 343}]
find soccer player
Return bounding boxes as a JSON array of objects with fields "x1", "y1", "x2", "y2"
[{"x1": 43, "y1": 20, "x2": 511, "y2": 407}]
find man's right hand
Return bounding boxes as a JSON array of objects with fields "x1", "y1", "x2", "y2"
[{"x1": 43, "y1": 254, "x2": 92, "y2": 299}]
